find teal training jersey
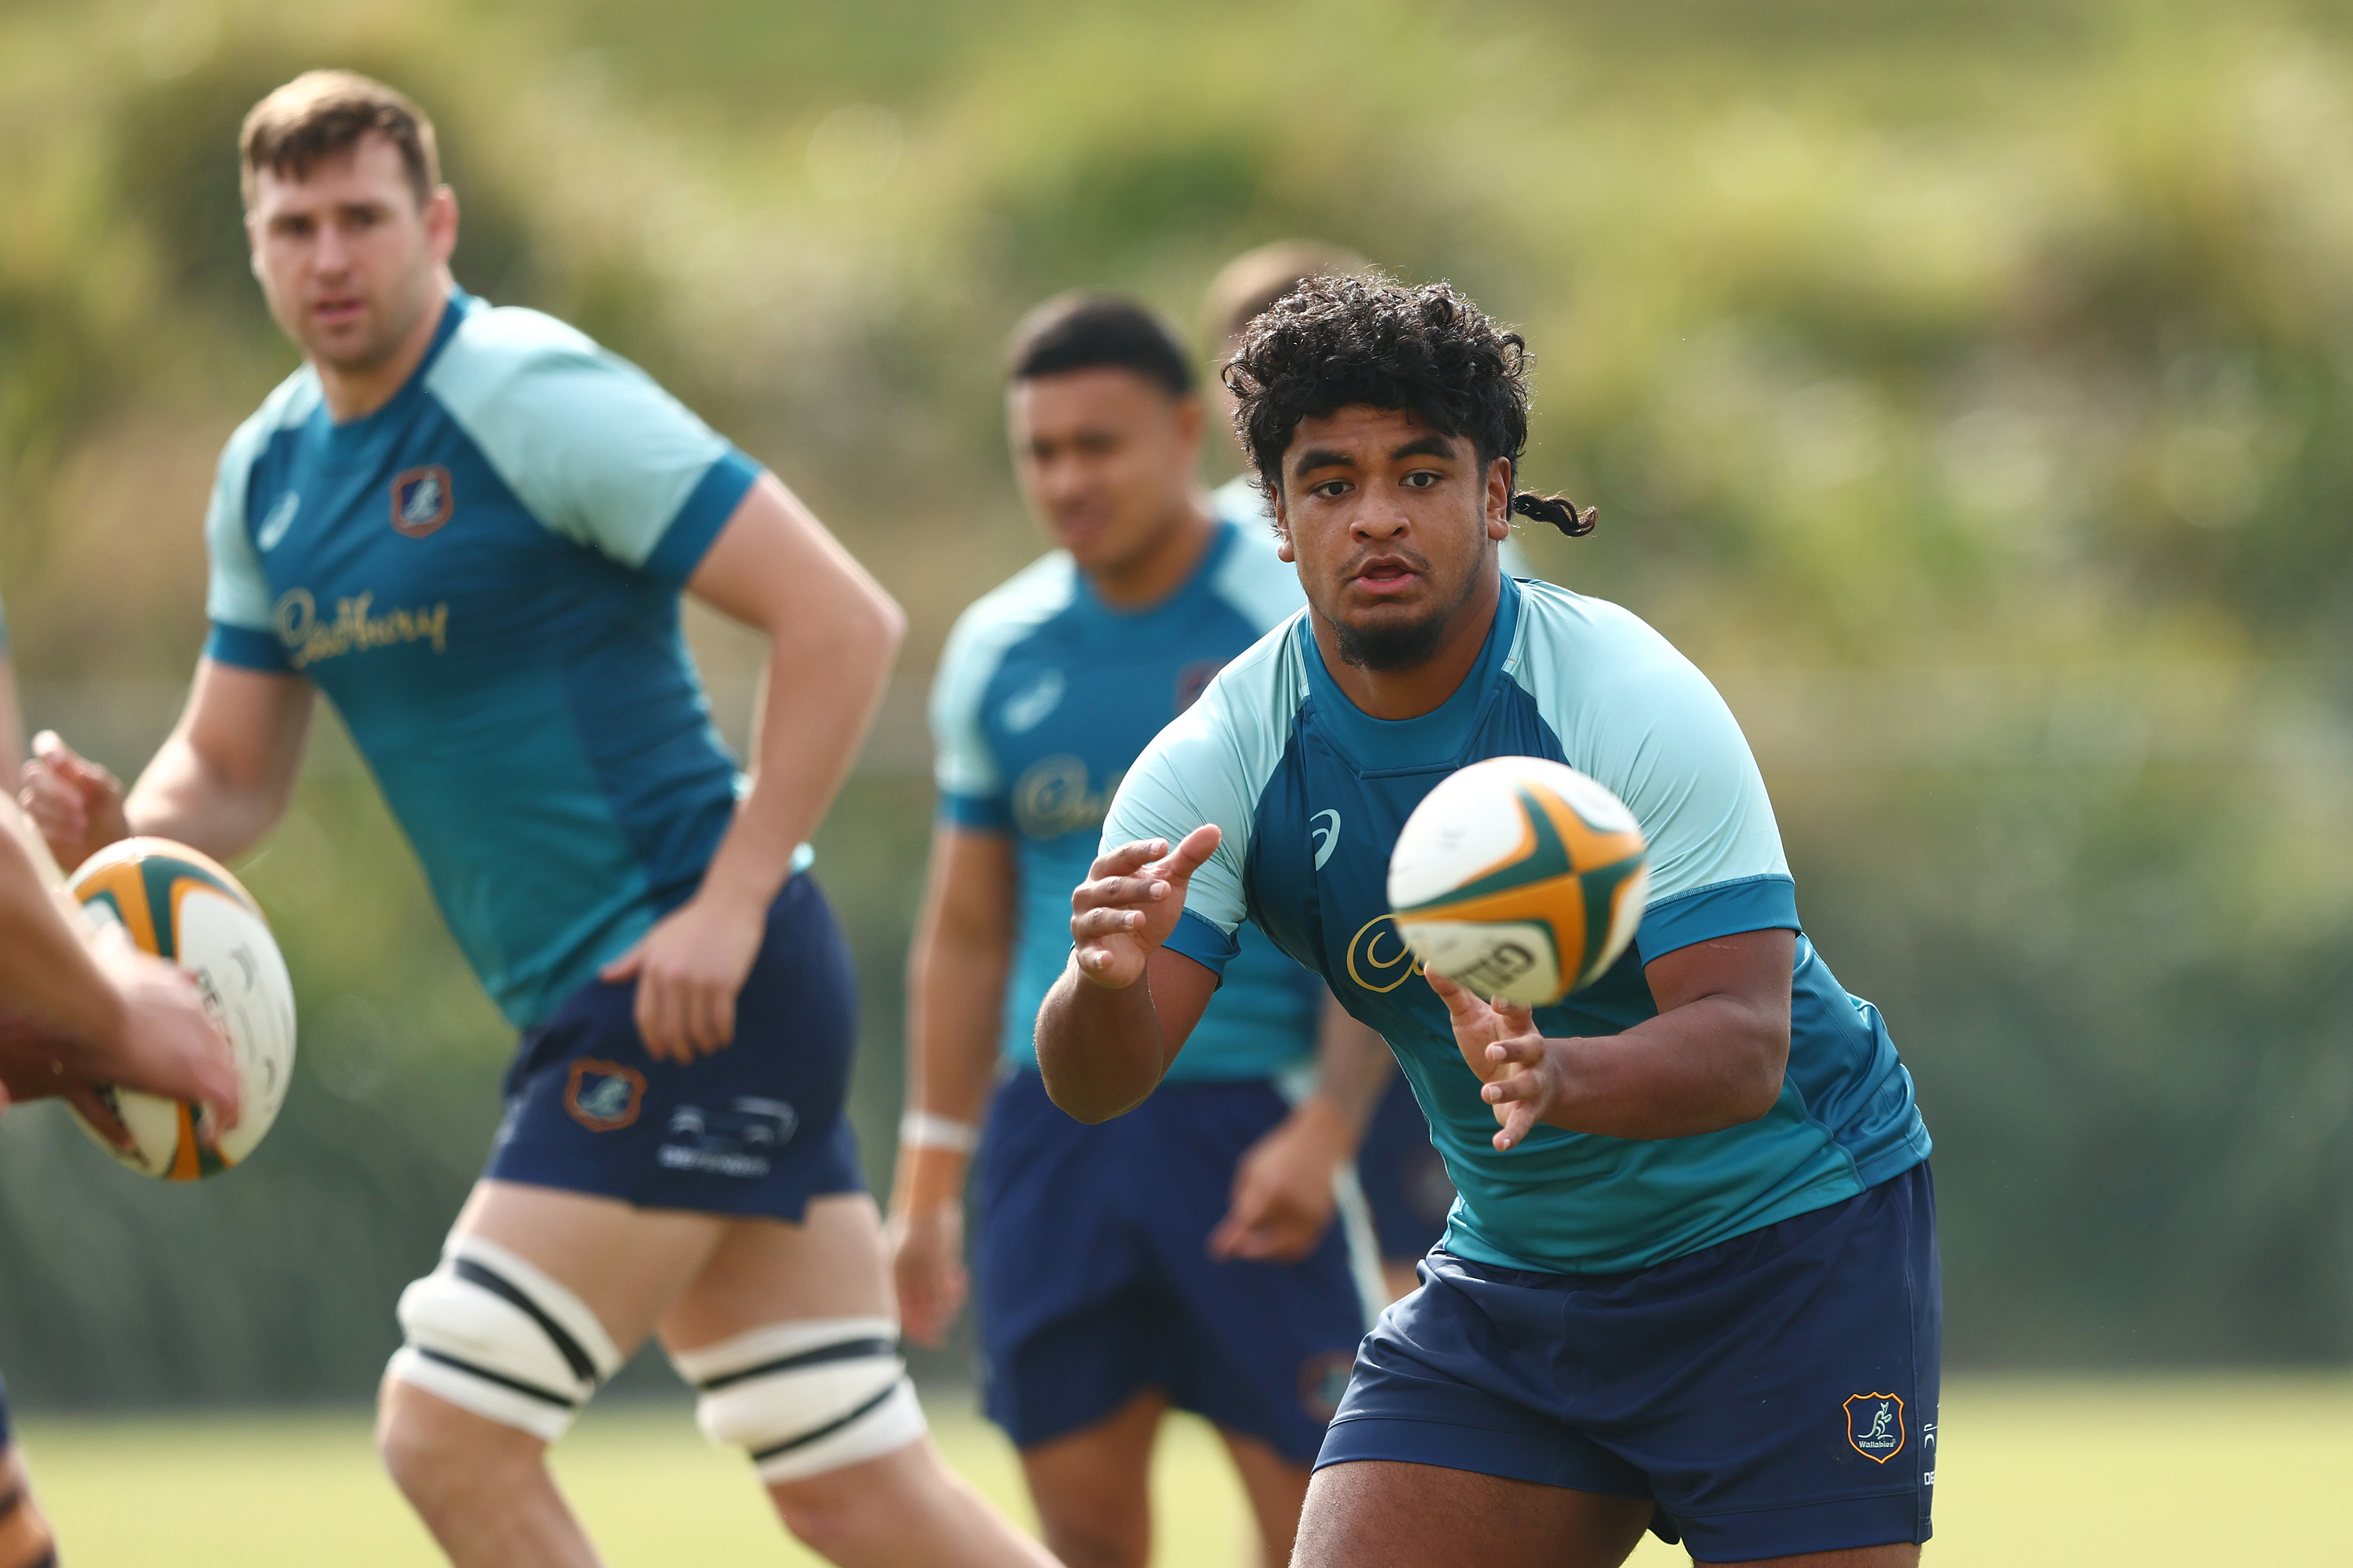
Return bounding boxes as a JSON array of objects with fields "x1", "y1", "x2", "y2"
[
  {"x1": 203, "y1": 291, "x2": 762, "y2": 1028},
  {"x1": 931, "y1": 509, "x2": 1321, "y2": 1080},
  {"x1": 1103, "y1": 575, "x2": 1931, "y2": 1274}
]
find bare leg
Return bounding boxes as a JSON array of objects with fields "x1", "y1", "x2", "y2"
[
  {"x1": 1010, "y1": 1391, "x2": 1166, "y2": 1568},
  {"x1": 377, "y1": 1181, "x2": 728, "y2": 1568},
  {"x1": 660, "y1": 1194, "x2": 1058, "y2": 1568},
  {"x1": 1216, "y1": 1426, "x2": 1311, "y2": 1568},
  {"x1": 0, "y1": 1447, "x2": 55, "y2": 1568},
  {"x1": 1294, "y1": 1458, "x2": 1653, "y2": 1568},
  {"x1": 1379, "y1": 1259, "x2": 1423, "y2": 1305}
]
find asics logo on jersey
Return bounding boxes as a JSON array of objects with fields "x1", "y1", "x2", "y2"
[
  {"x1": 256, "y1": 490, "x2": 300, "y2": 551},
  {"x1": 1001, "y1": 669, "x2": 1064, "y2": 733},
  {"x1": 1843, "y1": 1393, "x2": 1906, "y2": 1462},
  {"x1": 1309, "y1": 809, "x2": 1342, "y2": 870},
  {"x1": 390, "y1": 464, "x2": 455, "y2": 538},
  {"x1": 1012, "y1": 754, "x2": 1122, "y2": 840},
  {"x1": 1345, "y1": 913, "x2": 1424, "y2": 994},
  {"x1": 274, "y1": 588, "x2": 450, "y2": 670}
]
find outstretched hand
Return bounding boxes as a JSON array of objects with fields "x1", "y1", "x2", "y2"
[
  {"x1": 600, "y1": 888, "x2": 767, "y2": 1064},
  {"x1": 1068, "y1": 825, "x2": 1221, "y2": 991},
  {"x1": 19, "y1": 731, "x2": 129, "y2": 876},
  {"x1": 1426, "y1": 970, "x2": 1564, "y2": 1152}
]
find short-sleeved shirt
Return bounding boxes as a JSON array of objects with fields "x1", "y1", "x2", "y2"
[
  {"x1": 203, "y1": 291, "x2": 760, "y2": 1028},
  {"x1": 931, "y1": 510, "x2": 1321, "y2": 1079},
  {"x1": 1102, "y1": 574, "x2": 1930, "y2": 1275}
]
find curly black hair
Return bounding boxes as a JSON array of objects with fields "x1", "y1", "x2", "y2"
[{"x1": 1222, "y1": 274, "x2": 1595, "y2": 537}]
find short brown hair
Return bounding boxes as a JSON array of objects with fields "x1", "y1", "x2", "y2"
[
  {"x1": 240, "y1": 70, "x2": 440, "y2": 209},
  {"x1": 1200, "y1": 241, "x2": 1370, "y2": 350}
]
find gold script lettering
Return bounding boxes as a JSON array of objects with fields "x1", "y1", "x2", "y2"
[
  {"x1": 275, "y1": 588, "x2": 451, "y2": 670},
  {"x1": 1345, "y1": 913, "x2": 1424, "y2": 994}
]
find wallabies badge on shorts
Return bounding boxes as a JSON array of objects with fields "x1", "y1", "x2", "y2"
[
  {"x1": 565, "y1": 1059, "x2": 646, "y2": 1131},
  {"x1": 1843, "y1": 1392, "x2": 1906, "y2": 1463},
  {"x1": 1299, "y1": 1351, "x2": 1355, "y2": 1424}
]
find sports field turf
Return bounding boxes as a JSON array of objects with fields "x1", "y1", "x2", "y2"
[{"x1": 15, "y1": 1375, "x2": 2346, "y2": 1565}]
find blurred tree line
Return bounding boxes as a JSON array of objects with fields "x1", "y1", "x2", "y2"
[{"x1": 3, "y1": 0, "x2": 2351, "y2": 1405}]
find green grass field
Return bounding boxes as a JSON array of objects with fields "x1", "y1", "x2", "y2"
[{"x1": 16, "y1": 1375, "x2": 2347, "y2": 1565}]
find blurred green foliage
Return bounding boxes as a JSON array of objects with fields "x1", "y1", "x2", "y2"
[{"x1": 3, "y1": 0, "x2": 2352, "y2": 1405}]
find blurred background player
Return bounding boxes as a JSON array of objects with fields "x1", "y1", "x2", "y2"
[
  {"x1": 1199, "y1": 244, "x2": 1461, "y2": 1303},
  {"x1": 20, "y1": 71, "x2": 1054, "y2": 1568},
  {"x1": 0, "y1": 790, "x2": 241, "y2": 1568},
  {"x1": 1040, "y1": 274, "x2": 1937, "y2": 1566},
  {"x1": 889, "y1": 294, "x2": 1391, "y2": 1568}
]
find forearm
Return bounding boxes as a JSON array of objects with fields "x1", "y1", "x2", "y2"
[
  {"x1": 896, "y1": 928, "x2": 1011, "y2": 1209},
  {"x1": 125, "y1": 735, "x2": 292, "y2": 863},
  {"x1": 699, "y1": 608, "x2": 900, "y2": 913},
  {"x1": 0, "y1": 811, "x2": 120, "y2": 1050},
  {"x1": 0, "y1": 657, "x2": 24, "y2": 778},
  {"x1": 1034, "y1": 961, "x2": 1170, "y2": 1123},
  {"x1": 1542, "y1": 994, "x2": 1788, "y2": 1140}
]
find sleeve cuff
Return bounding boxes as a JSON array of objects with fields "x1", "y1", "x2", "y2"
[
  {"x1": 644, "y1": 448, "x2": 761, "y2": 586},
  {"x1": 204, "y1": 621, "x2": 295, "y2": 675},
  {"x1": 1164, "y1": 907, "x2": 1240, "y2": 984},
  {"x1": 1635, "y1": 873, "x2": 1799, "y2": 964},
  {"x1": 937, "y1": 792, "x2": 1013, "y2": 831}
]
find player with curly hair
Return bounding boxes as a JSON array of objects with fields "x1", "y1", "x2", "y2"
[{"x1": 1034, "y1": 273, "x2": 1939, "y2": 1567}]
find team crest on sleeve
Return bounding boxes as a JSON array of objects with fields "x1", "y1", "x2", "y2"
[
  {"x1": 565, "y1": 1059, "x2": 646, "y2": 1131},
  {"x1": 390, "y1": 465, "x2": 455, "y2": 537},
  {"x1": 1843, "y1": 1392, "x2": 1906, "y2": 1463}
]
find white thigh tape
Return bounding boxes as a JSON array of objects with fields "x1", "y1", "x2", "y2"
[
  {"x1": 387, "y1": 1235, "x2": 625, "y2": 1443},
  {"x1": 670, "y1": 1317, "x2": 926, "y2": 1483}
]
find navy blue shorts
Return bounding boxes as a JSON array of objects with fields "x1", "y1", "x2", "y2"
[
  {"x1": 1355, "y1": 1074, "x2": 1455, "y2": 1262},
  {"x1": 485, "y1": 875, "x2": 867, "y2": 1220},
  {"x1": 1322, "y1": 1161, "x2": 1940, "y2": 1560},
  {"x1": 974, "y1": 1070, "x2": 1369, "y2": 1465}
]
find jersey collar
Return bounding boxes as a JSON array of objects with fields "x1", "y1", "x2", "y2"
[
  {"x1": 1297, "y1": 571, "x2": 1524, "y2": 773},
  {"x1": 315, "y1": 286, "x2": 476, "y2": 447},
  {"x1": 1068, "y1": 514, "x2": 1239, "y2": 627}
]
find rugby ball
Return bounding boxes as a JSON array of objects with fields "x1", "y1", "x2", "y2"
[
  {"x1": 66, "y1": 839, "x2": 297, "y2": 1179},
  {"x1": 1387, "y1": 757, "x2": 1650, "y2": 1007}
]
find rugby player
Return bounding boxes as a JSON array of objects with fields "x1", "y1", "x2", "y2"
[
  {"x1": 23, "y1": 71, "x2": 1054, "y2": 1568},
  {"x1": 1037, "y1": 275, "x2": 1939, "y2": 1566},
  {"x1": 890, "y1": 294, "x2": 1390, "y2": 1568},
  {"x1": 1201, "y1": 244, "x2": 1464, "y2": 1304},
  {"x1": 0, "y1": 791, "x2": 241, "y2": 1568}
]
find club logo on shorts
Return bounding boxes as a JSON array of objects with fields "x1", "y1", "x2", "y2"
[
  {"x1": 1298, "y1": 1351, "x2": 1355, "y2": 1422},
  {"x1": 1844, "y1": 1392, "x2": 1906, "y2": 1463},
  {"x1": 390, "y1": 465, "x2": 455, "y2": 537},
  {"x1": 565, "y1": 1059, "x2": 646, "y2": 1131},
  {"x1": 1174, "y1": 657, "x2": 1226, "y2": 714}
]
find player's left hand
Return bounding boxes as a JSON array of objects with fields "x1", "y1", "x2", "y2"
[
  {"x1": 601, "y1": 888, "x2": 766, "y2": 1064},
  {"x1": 1208, "y1": 1093, "x2": 1350, "y2": 1262},
  {"x1": 1426, "y1": 970, "x2": 1560, "y2": 1152}
]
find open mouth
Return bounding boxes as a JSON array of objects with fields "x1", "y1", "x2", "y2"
[{"x1": 1349, "y1": 557, "x2": 1422, "y2": 597}]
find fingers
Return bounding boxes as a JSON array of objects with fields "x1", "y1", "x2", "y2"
[
  {"x1": 64, "y1": 1084, "x2": 134, "y2": 1150},
  {"x1": 1492, "y1": 1099, "x2": 1541, "y2": 1153},
  {"x1": 599, "y1": 941, "x2": 647, "y2": 982},
  {"x1": 1423, "y1": 968, "x2": 1489, "y2": 1020},
  {"x1": 1088, "y1": 838, "x2": 1174, "y2": 880},
  {"x1": 1157, "y1": 823, "x2": 1223, "y2": 882}
]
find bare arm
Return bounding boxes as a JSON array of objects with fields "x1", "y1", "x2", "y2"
[
  {"x1": 1437, "y1": 927, "x2": 1795, "y2": 1151},
  {"x1": 889, "y1": 824, "x2": 1016, "y2": 1347},
  {"x1": 0, "y1": 654, "x2": 23, "y2": 778},
  {"x1": 21, "y1": 661, "x2": 313, "y2": 872},
  {"x1": 601, "y1": 472, "x2": 905, "y2": 1059},
  {"x1": 1034, "y1": 827, "x2": 1224, "y2": 1122}
]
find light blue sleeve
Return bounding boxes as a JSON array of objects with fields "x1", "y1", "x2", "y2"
[
  {"x1": 1510, "y1": 586, "x2": 1791, "y2": 956},
  {"x1": 1099, "y1": 619, "x2": 1307, "y2": 970},
  {"x1": 427, "y1": 307, "x2": 759, "y2": 585},
  {"x1": 929, "y1": 555, "x2": 1078, "y2": 829}
]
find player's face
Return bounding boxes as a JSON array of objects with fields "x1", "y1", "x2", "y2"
[
  {"x1": 1274, "y1": 406, "x2": 1512, "y2": 670},
  {"x1": 245, "y1": 134, "x2": 457, "y2": 374},
  {"x1": 1008, "y1": 369, "x2": 1204, "y2": 574}
]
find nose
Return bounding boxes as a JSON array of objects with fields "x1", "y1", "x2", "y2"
[
  {"x1": 1350, "y1": 488, "x2": 1410, "y2": 542},
  {"x1": 313, "y1": 219, "x2": 350, "y2": 274}
]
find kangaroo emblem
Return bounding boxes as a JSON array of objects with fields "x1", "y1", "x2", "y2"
[{"x1": 1843, "y1": 1392, "x2": 1906, "y2": 1463}]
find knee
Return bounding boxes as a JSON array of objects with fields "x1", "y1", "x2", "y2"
[
  {"x1": 769, "y1": 1469, "x2": 900, "y2": 1562},
  {"x1": 1033, "y1": 1501, "x2": 1148, "y2": 1568},
  {"x1": 375, "y1": 1379, "x2": 538, "y2": 1514}
]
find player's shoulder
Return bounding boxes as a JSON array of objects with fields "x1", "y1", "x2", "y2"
[
  {"x1": 1510, "y1": 580, "x2": 1719, "y2": 709},
  {"x1": 428, "y1": 300, "x2": 616, "y2": 404},
  {"x1": 1205, "y1": 513, "x2": 1304, "y2": 634},
  {"x1": 945, "y1": 552, "x2": 1082, "y2": 654},
  {"x1": 1157, "y1": 611, "x2": 1310, "y2": 764}
]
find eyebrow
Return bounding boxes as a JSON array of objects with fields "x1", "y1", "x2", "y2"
[
  {"x1": 1290, "y1": 445, "x2": 1355, "y2": 479},
  {"x1": 1390, "y1": 433, "x2": 1457, "y2": 462}
]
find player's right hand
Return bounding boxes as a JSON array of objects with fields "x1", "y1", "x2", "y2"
[
  {"x1": 1068, "y1": 825, "x2": 1221, "y2": 991},
  {"x1": 887, "y1": 1197, "x2": 968, "y2": 1349},
  {"x1": 20, "y1": 731, "x2": 131, "y2": 875}
]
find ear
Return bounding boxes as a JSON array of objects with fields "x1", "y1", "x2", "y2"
[
  {"x1": 1271, "y1": 485, "x2": 1296, "y2": 563},
  {"x1": 244, "y1": 211, "x2": 264, "y2": 279},
  {"x1": 1170, "y1": 392, "x2": 1204, "y2": 454},
  {"x1": 1485, "y1": 457, "x2": 1513, "y2": 542},
  {"x1": 425, "y1": 184, "x2": 460, "y2": 265}
]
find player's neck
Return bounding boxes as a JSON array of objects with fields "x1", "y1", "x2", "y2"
[
  {"x1": 315, "y1": 276, "x2": 452, "y2": 423},
  {"x1": 1086, "y1": 494, "x2": 1218, "y2": 610},
  {"x1": 1311, "y1": 566, "x2": 1502, "y2": 721}
]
